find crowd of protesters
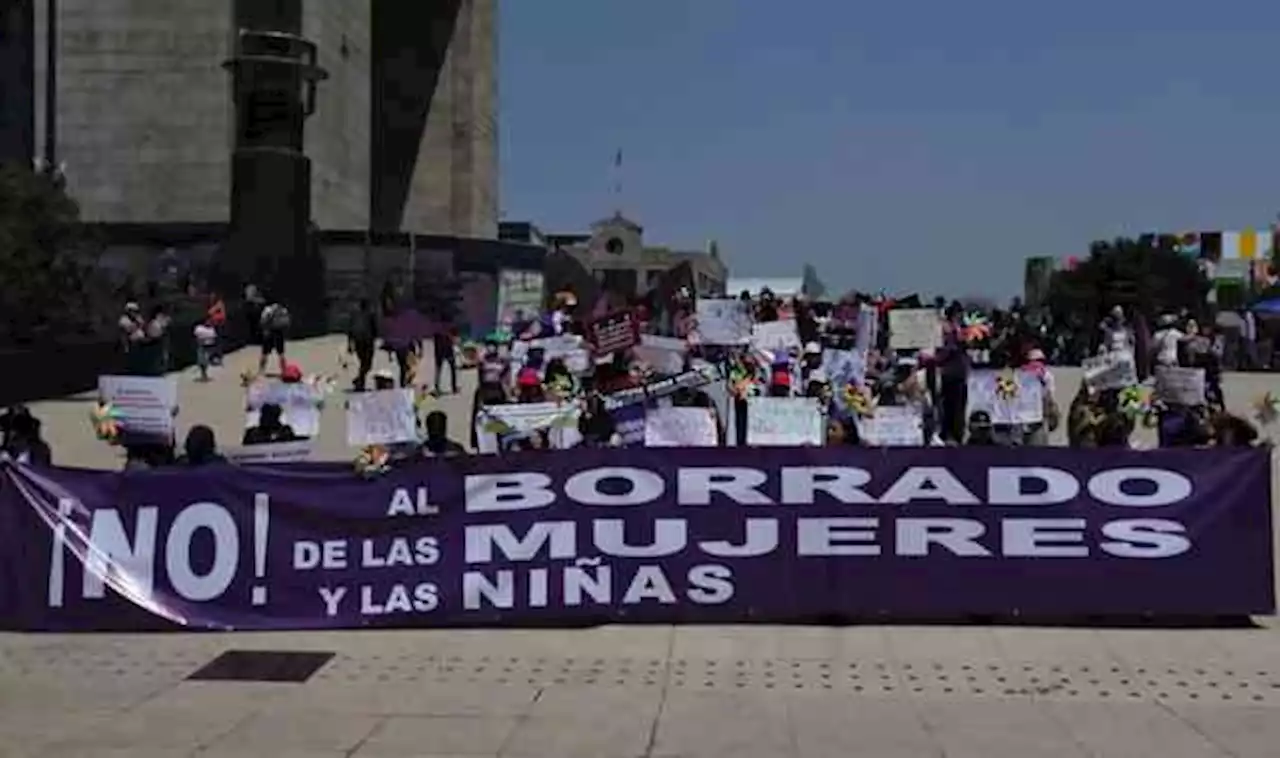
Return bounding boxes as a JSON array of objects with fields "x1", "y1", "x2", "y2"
[{"x1": 2, "y1": 283, "x2": 1275, "y2": 473}]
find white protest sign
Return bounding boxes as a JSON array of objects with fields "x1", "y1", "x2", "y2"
[
  {"x1": 694, "y1": 299, "x2": 752, "y2": 345},
  {"x1": 1154, "y1": 366, "x2": 1206, "y2": 406},
  {"x1": 346, "y1": 389, "x2": 418, "y2": 446},
  {"x1": 245, "y1": 380, "x2": 323, "y2": 438},
  {"x1": 856, "y1": 406, "x2": 924, "y2": 446},
  {"x1": 1083, "y1": 350, "x2": 1137, "y2": 390},
  {"x1": 633, "y1": 335, "x2": 687, "y2": 375},
  {"x1": 510, "y1": 335, "x2": 591, "y2": 375},
  {"x1": 496, "y1": 269, "x2": 544, "y2": 326},
  {"x1": 475, "y1": 401, "x2": 582, "y2": 454},
  {"x1": 98, "y1": 375, "x2": 177, "y2": 439},
  {"x1": 226, "y1": 440, "x2": 313, "y2": 464},
  {"x1": 644, "y1": 406, "x2": 718, "y2": 447},
  {"x1": 751, "y1": 320, "x2": 801, "y2": 355},
  {"x1": 888, "y1": 309, "x2": 941, "y2": 350},
  {"x1": 746, "y1": 396, "x2": 824, "y2": 446},
  {"x1": 967, "y1": 370, "x2": 1044, "y2": 425}
]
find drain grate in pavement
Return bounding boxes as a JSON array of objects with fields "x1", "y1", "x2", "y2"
[{"x1": 187, "y1": 650, "x2": 335, "y2": 683}]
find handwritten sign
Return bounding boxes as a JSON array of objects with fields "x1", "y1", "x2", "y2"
[
  {"x1": 967, "y1": 370, "x2": 1044, "y2": 425},
  {"x1": 475, "y1": 401, "x2": 581, "y2": 454},
  {"x1": 888, "y1": 309, "x2": 941, "y2": 350},
  {"x1": 751, "y1": 320, "x2": 801, "y2": 355},
  {"x1": 1083, "y1": 350, "x2": 1137, "y2": 390},
  {"x1": 695, "y1": 299, "x2": 752, "y2": 345},
  {"x1": 345, "y1": 389, "x2": 417, "y2": 446},
  {"x1": 644, "y1": 406, "x2": 718, "y2": 447},
  {"x1": 510, "y1": 335, "x2": 591, "y2": 375},
  {"x1": 746, "y1": 396, "x2": 824, "y2": 446},
  {"x1": 1154, "y1": 366, "x2": 1206, "y2": 406},
  {"x1": 856, "y1": 406, "x2": 924, "y2": 447},
  {"x1": 97, "y1": 375, "x2": 177, "y2": 440},
  {"x1": 589, "y1": 310, "x2": 640, "y2": 355},
  {"x1": 245, "y1": 380, "x2": 322, "y2": 438},
  {"x1": 226, "y1": 440, "x2": 313, "y2": 464},
  {"x1": 496, "y1": 269, "x2": 544, "y2": 327},
  {"x1": 633, "y1": 335, "x2": 688, "y2": 375}
]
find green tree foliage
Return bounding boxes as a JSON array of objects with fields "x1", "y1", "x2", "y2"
[
  {"x1": 0, "y1": 164, "x2": 93, "y2": 342},
  {"x1": 1046, "y1": 237, "x2": 1210, "y2": 330}
]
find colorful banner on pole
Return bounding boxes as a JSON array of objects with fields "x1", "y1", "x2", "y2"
[{"x1": 0, "y1": 448, "x2": 1271, "y2": 631}]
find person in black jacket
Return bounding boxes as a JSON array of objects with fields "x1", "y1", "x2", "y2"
[
  {"x1": 179, "y1": 425, "x2": 225, "y2": 465},
  {"x1": 243, "y1": 404, "x2": 298, "y2": 445},
  {"x1": 348, "y1": 299, "x2": 379, "y2": 391},
  {"x1": 2, "y1": 409, "x2": 52, "y2": 465}
]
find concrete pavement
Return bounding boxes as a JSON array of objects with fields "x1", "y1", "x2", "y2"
[{"x1": 4, "y1": 336, "x2": 1279, "y2": 757}]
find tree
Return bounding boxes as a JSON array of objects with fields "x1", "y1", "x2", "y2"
[
  {"x1": 1045, "y1": 237, "x2": 1210, "y2": 333},
  {"x1": 0, "y1": 163, "x2": 92, "y2": 342}
]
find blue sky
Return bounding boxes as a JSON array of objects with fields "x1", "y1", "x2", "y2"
[{"x1": 498, "y1": 0, "x2": 1280, "y2": 299}]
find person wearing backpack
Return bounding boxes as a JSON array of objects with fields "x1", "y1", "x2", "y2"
[{"x1": 258, "y1": 298, "x2": 291, "y2": 375}]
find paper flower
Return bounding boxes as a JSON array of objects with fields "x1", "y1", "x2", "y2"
[
  {"x1": 846, "y1": 384, "x2": 877, "y2": 418},
  {"x1": 995, "y1": 373, "x2": 1019, "y2": 401},
  {"x1": 414, "y1": 386, "x2": 433, "y2": 415},
  {"x1": 354, "y1": 445, "x2": 390, "y2": 478},
  {"x1": 959, "y1": 312, "x2": 992, "y2": 344},
  {"x1": 545, "y1": 373, "x2": 576, "y2": 402},
  {"x1": 1254, "y1": 392, "x2": 1280, "y2": 426},
  {"x1": 89, "y1": 402, "x2": 123, "y2": 444},
  {"x1": 1118, "y1": 384, "x2": 1151, "y2": 420},
  {"x1": 239, "y1": 369, "x2": 258, "y2": 388}
]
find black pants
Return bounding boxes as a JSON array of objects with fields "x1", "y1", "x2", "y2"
[
  {"x1": 939, "y1": 376, "x2": 968, "y2": 444},
  {"x1": 434, "y1": 350, "x2": 458, "y2": 393},
  {"x1": 394, "y1": 347, "x2": 413, "y2": 387},
  {"x1": 353, "y1": 342, "x2": 374, "y2": 390}
]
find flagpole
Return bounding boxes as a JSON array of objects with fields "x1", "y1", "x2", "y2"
[{"x1": 612, "y1": 148, "x2": 622, "y2": 214}]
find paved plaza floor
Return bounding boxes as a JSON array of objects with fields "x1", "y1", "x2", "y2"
[{"x1": 2, "y1": 337, "x2": 1278, "y2": 757}]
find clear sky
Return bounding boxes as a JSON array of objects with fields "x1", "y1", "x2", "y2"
[{"x1": 498, "y1": 0, "x2": 1280, "y2": 299}]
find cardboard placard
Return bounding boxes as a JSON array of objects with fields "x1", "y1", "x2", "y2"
[
  {"x1": 1082, "y1": 350, "x2": 1138, "y2": 390},
  {"x1": 856, "y1": 406, "x2": 924, "y2": 446},
  {"x1": 589, "y1": 310, "x2": 640, "y2": 355},
  {"x1": 750, "y1": 320, "x2": 801, "y2": 355},
  {"x1": 1154, "y1": 366, "x2": 1206, "y2": 406},
  {"x1": 694, "y1": 299, "x2": 753, "y2": 345},
  {"x1": 245, "y1": 380, "x2": 323, "y2": 438},
  {"x1": 746, "y1": 396, "x2": 824, "y2": 446},
  {"x1": 97, "y1": 375, "x2": 177, "y2": 441},
  {"x1": 888, "y1": 309, "x2": 941, "y2": 350},
  {"x1": 644, "y1": 406, "x2": 718, "y2": 447},
  {"x1": 345, "y1": 389, "x2": 418, "y2": 446},
  {"x1": 966, "y1": 370, "x2": 1044, "y2": 425}
]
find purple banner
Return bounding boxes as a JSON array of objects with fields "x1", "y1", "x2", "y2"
[{"x1": 0, "y1": 448, "x2": 1272, "y2": 631}]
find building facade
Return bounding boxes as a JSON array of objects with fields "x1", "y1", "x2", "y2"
[
  {"x1": 4, "y1": 0, "x2": 495, "y2": 238},
  {"x1": 503, "y1": 213, "x2": 727, "y2": 298}
]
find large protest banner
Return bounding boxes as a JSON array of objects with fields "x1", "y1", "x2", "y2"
[{"x1": 0, "y1": 448, "x2": 1270, "y2": 631}]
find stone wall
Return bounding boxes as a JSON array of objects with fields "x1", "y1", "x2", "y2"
[
  {"x1": 304, "y1": 0, "x2": 371, "y2": 230},
  {"x1": 34, "y1": 0, "x2": 234, "y2": 223}
]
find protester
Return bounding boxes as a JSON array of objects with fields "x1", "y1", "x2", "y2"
[
  {"x1": 179, "y1": 425, "x2": 224, "y2": 465},
  {"x1": 347, "y1": 299, "x2": 379, "y2": 391},
  {"x1": 206, "y1": 292, "x2": 227, "y2": 365},
  {"x1": 2, "y1": 409, "x2": 51, "y2": 465},
  {"x1": 118, "y1": 301, "x2": 149, "y2": 374},
  {"x1": 243, "y1": 403, "x2": 298, "y2": 445},
  {"x1": 258, "y1": 297, "x2": 291, "y2": 375},
  {"x1": 244, "y1": 283, "x2": 266, "y2": 350},
  {"x1": 432, "y1": 326, "x2": 460, "y2": 395},
  {"x1": 422, "y1": 411, "x2": 467, "y2": 457},
  {"x1": 194, "y1": 317, "x2": 218, "y2": 382},
  {"x1": 965, "y1": 410, "x2": 996, "y2": 446}
]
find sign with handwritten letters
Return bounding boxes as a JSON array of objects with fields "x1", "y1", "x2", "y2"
[
  {"x1": 97, "y1": 375, "x2": 177, "y2": 440},
  {"x1": 746, "y1": 396, "x2": 825, "y2": 446},
  {"x1": 589, "y1": 310, "x2": 641, "y2": 355},
  {"x1": 856, "y1": 406, "x2": 924, "y2": 447},
  {"x1": 643, "y1": 406, "x2": 718, "y2": 447},
  {"x1": 888, "y1": 309, "x2": 941, "y2": 350},
  {"x1": 245, "y1": 381, "x2": 323, "y2": 438},
  {"x1": 751, "y1": 320, "x2": 801, "y2": 356},
  {"x1": 496, "y1": 269, "x2": 545, "y2": 327},
  {"x1": 1154, "y1": 366, "x2": 1206, "y2": 406},
  {"x1": 967, "y1": 370, "x2": 1044, "y2": 425},
  {"x1": 346, "y1": 389, "x2": 418, "y2": 446},
  {"x1": 1083, "y1": 350, "x2": 1138, "y2": 390},
  {"x1": 510, "y1": 335, "x2": 591, "y2": 375},
  {"x1": 695, "y1": 299, "x2": 752, "y2": 345},
  {"x1": 474, "y1": 402, "x2": 582, "y2": 454},
  {"x1": 633, "y1": 335, "x2": 688, "y2": 375},
  {"x1": 226, "y1": 440, "x2": 314, "y2": 464}
]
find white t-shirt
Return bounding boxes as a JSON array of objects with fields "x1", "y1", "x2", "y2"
[
  {"x1": 1152, "y1": 328, "x2": 1184, "y2": 366},
  {"x1": 194, "y1": 324, "x2": 218, "y2": 345}
]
